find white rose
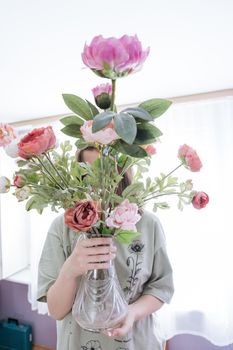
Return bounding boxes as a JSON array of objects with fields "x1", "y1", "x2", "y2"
[{"x1": 4, "y1": 138, "x2": 19, "y2": 158}]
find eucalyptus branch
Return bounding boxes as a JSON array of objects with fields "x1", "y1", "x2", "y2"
[{"x1": 140, "y1": 191, "x2": 191, "y2": 206}]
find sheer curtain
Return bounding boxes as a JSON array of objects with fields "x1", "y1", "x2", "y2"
[
  {"x1": 28, "y1": 97, "x2": 233, "y2": 346},
  {"x1": 152, "y1": 96, "x2": 233, "y2": 346}
]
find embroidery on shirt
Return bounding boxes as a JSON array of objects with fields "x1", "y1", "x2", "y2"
[
  {"x1": 81, "y1": 339, "x2": 102, "y2": 350},
  {"x1": 123, "y1": 239, "x2": 144, "y2": 301}
]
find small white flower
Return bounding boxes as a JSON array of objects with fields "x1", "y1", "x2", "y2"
[
  {"x1": 15, "y1": 186, "x2": 30, "y2": 201},
  {"x1": 4, "y1": 138, "x2": 19, "y2": 158},
  {"x1": 0, "y1": 176, "x2": 11, "y2": 193}
]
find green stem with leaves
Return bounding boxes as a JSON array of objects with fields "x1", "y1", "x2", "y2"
[
  {"x1": 34, "y1": 156, "x2": 64, "y2": 190},
  {"x1": 44, "y1": 152, "x2": 70, "y2": 188}
]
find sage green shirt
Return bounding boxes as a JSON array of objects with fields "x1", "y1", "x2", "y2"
[{"x1": 37, "y1": 210, "x2": 174, "y2": 350}]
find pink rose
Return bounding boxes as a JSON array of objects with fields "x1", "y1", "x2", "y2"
[
  {"x1": 80, "y1": 120, "x2": 119, "y2": 145},
  {"x1": 13, "y1": 175, "x2": 26, "y2": 188},
  {"x1": 82, "y1": 35, "x2": 150, "y2": 79},
  {"x1": 192, "y1": 191, "x2": 209, "y2": 209},
  {"x1": 178, "y1": 144, "x2": 202, "y2": 172},
  {"x1": 106, "y1": 199, "x2": 141, "y2": 231},
  {"x1": 64, "y1": 200, "x2": 98, "y2": 232},
  {"x1": 0, "y1": 123, "x2": 17, "y2": 147},
  {"x1": 18, "y1": 126, "x2": 56, "y2": 159}
]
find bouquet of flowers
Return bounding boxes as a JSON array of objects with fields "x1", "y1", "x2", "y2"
[{"x1": 0, "y1": 34, "x2": 209, "y2": 331}]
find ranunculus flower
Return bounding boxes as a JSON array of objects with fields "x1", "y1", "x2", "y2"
[
  {"x1": 145, "y1": 144, "x2": 156, "y2": 155},
  {"x1": 178, "y1": 144, "x2": 202, "y2": 172},
  {"x1": 0, "y1": 123, "x2": 17, "y2": 147},
  {"x1": 65, "y1": 200, "x2": 98, "y2": 232},
  {"x1": 92, "y1": 83, "x2": 112, "y2": 109},
  {"x1": 18, "y1": 126, "x2": 56, "y2": 159},
  {"x1": 13, "y1": 175, "x2": 27, "y2": 188},
  {"x1": 192, "y1": 191, "x2": 209, "y2": 209},
  {"x1": 15, "y1": 186, "x2": 30, "y2": 201},
  {"x1": 80, "y1": 120, "x2": 119, "y2": 145},
  {"x1": 0, "y1": 176, "x2": 11, "y2": 193},
  {"x1": 106, "y1": 199, "x2": 141, "y2": 231},
  {"x1": 82, "y1": 35, "x2": 150, "y2": 79}
]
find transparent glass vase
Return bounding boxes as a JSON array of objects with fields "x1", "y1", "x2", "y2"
[{"x1": 72, "y1": 235, "x2": 128, "y2": 332}]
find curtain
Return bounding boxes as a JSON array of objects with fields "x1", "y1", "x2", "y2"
[
  {"x1": 28, "y1": 97, "x2": 233, "y2": 346},
  {"x1": 152, "y1": 97, "x2": 233, "y2": 346}
]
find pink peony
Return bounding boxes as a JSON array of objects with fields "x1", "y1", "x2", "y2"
[
  {"x1": 65, "y1": 200, "x2": 98, "y2": 232},
  {"x1": 82, "y1": 35, "x2": 150, "y2": 79},
  {"x1": 80, "y1": 120, "x2": 119, "y2": 145},
  {"x1": 92, "y1": 83, "x2": 112, "y2": 98},
  {"x1": 0, "y1": 123, "x2": 17, "y2": 147},
  {"x1": 18, "y1": 126, "x2": 56, "y2": 159},
  {"x1": 192, "y1": 191, "x2": 209, "y2": 209},
  {"x1": 106, "y1": 199, "x2": 141, "y2": 231},
  {"x1": 178, "y1": 144, "x2": 202, "y2": 172}
]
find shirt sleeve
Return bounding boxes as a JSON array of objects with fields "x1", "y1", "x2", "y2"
[
  {"x1": 37, "y1": 215, "x2": 66, "y2": 302},
  {"x1": 142, "y1": 215, "x2": 174, "y2": 304}
]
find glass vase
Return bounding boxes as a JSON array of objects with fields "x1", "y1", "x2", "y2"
[{"x1": 72, "y1": 235, "x2": 128, "y2": 332}]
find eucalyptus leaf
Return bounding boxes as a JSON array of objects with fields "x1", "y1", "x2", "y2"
[
  {"x1": 139, "y1": 99, "x2": 172, "y2": 119},
  {"x1": 113, "y1": 140, "x2": 147, "y2": 158},
  {"x1": 122, "y1": 182, "x2": 144, "y2": 198},
  {"x1": 62, "y1": 94, "x2": 93, "y2": 120},
  {"x1": 116, "y1": 229, "x2": 141, "y2": 244},
  {"x1": 92, "y1": 111, "x2": 116, "y2": 132},
  {"x1": 61, "y1": 124, "x2": 82, "y2": 138},
  {"x1": 60, "y1": 115, "x2": 84, "y2": 126},
  {"x1": 114, "y1": 112, "x2": 137, "y2": 144},
  {"x1": 122, "y1": 107, "x2": 153, "y2": 121},
  {"x1": 134, "y1": 123, "x2": 162, "y2": 145}
]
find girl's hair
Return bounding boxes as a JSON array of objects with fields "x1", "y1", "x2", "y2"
[{"x1": 75, "y1": 146, "x2": 132, "y2": 196}]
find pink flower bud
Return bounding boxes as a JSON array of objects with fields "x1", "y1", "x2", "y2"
[
  {"x1": 178, "y1": 144, "x2": 202, "y2": 172},
  {"x1": 0, "y1": 123, "x2": 17, "y2": 147},
  {"x1": 13, "y1": 175, "x2": 27, "y2": 188},
  {"x1": 145, "y1": 144, "x2": 156, "y2": 155},
  {"x1": 192, "y1": 191, "x2": 209, "y2": 209}
]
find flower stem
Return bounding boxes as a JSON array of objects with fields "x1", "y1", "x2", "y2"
[
  {"x1": 110, "y1": 79, "x2": 116, "y2": 111},
  {"x1": 34, "y1": 156, "x2": 64, "y2": 190},
  {"x1": 44, "y1": 152, "x2": 70, "y2": 188}
]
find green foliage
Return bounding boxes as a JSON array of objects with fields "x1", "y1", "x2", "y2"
[
  {"x1": 115, "y1": 229, "x2": 141, "y2": 244},
  {"x1": 114, "y1": 113, "x2": 137, "y2": 144},
  {"x1": 92, "y1": 111, "x2": 116, "y2": 132},
  {"x1": 121, "y1": 107, "x2": 153, "y2": 121},
  {"x1": 61, "y1": 124, "x2": 82, "y2": 138},
  {"x1": 113, "y1": 140, "x2": 147, "y2": 158},
  {"x1": 62, "y1": 94, "x2": 93, "y2": 120},
  {"x1": 134, "y1": 123, "x2": 162, "y2": 145},
  {"x1": 139, "y1": 99, "x2": 172, "y2": 119},
  {"x1": 60, "y1": 115, "x2": 84, "y2": 126}
]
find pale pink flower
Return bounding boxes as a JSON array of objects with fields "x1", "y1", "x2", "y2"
[
  {"x1": 0, "y1": 123, "x2": 17, "y2": 147},
  {"x1": 192, "y1": 191, "x2": 209, "y2": 209},
  {"x1": 4, "y1": 138, "x2": 20, "y2": 158},
  {"x1": 106, "y1": 199, "x2": 141, "y2": 231},
  {"x1": 82, "y1": 35, "x2": 150, "y2": 79},
  {"x1": 80, "y1": 120, "x2": 119, "y2": 145},
  {"x1": 92, "y1": 83, "x2": 112, "y2": 98},
  {"x1": 178, "y1": 144, "x2": 202, "y2": 172},
  {"x1": 0, "y1": 176, "x2": 11, "y2": 193},
  {"x1": 145, "y1": 144, "x2": 156, "y2": 155},
  {"x1": 15, "y1": 186, "x2": 30, "y2": 201}
]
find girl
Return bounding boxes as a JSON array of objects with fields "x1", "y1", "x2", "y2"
[{"x1": 37, "y1": 146, "x2": 174, "y2": 350}]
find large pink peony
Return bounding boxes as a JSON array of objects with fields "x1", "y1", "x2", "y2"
[
  {"x1": 65, "y1": 200, "x2": 98, "y2": 232},
  {"x1": 80, "y1": 120, "x2": 119, "y2": 145},
  {"x1": 18, "y1": 126, "x2": 56, "y2": 159},
  {"x1": 82, "y1": 35, "x2": 150, "y2": 79},
  {"x1": 106, "y1": 199, "x2": 141, "y2": 231},
  {"x1": 0, "y1": 123, "x2": 17, "y2": 147},
  {"x1": 178, "y1": 144, "x2": 202, "y2": 172}
]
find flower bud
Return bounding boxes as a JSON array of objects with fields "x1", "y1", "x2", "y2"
[
  {"x1": 192, "y1": 191, "x2": 209, "y2": 209},
  {"x1": 13, "y1": 175, "x2": 27, "y2": 188},
  {"x1": 0, "y1": 176, "x2": 11, "y2": 193},
  {"x1": 92, "y1": 83, "x2": 112, "y2": 109},
  {"x1": 15, "y1": 186, "x2": 30, "y2": 201}
]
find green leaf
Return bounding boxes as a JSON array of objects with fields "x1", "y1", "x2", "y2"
[
  {"x1": 139, "y1": 99, "x2": 172, "y2": 119},
  {"x1": 114, "y1": 113, "x2": 137, "y2": 144},
  {"x1": 116, "y1": 230, "x2": 141, "y2": 244},
  {"x1": 113, "y1": 140, "x2": 147, "y2": 158},
  {"x1": 122, "y1": 182, "x2": 144, "y2": 198},
  {"x1": 25, "y1": 196, "x2": 47, "y2": 212},
  {"x1": 60, "y1": 115, "x2": 84, "y2": 126},
  {"x1": 122, "y1": 107, "x2": 153, "y2": 121},
  {"x1": 61, "y1": 124, "x2": 82, "y2": 138},
  {"x1": 62, "y1": 94, "x2": 93, "y2": 120},
  {"x1": 75, "y1": 139, "x2": 89, "y2": 150},
  {"x1": 16, "y1": 160, "x2": 28, "y2": 167},
  {"x1": 92, "y1": 111, "x2": 116, "y2": 132},
  {"x1": 86, "y1": 99, "x2": 99, "y2": 117},
  {"x1": 134, "y1": 123, "x2": 162, "y2": 145}
]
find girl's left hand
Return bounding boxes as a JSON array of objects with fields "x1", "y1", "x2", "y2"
[{"x1": 102, "y1": 306, "x2": 136, "y2": 338}]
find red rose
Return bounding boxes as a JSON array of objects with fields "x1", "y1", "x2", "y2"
[
  {"x1": 18, "y1": 126, "x2": 56, "y2": 159},
  {"x1": 192, "y1": 191, "x2": 209, "y2": 209},
  {"x1": 64, "y1": 200, "x2": 98, "y2": 232}
]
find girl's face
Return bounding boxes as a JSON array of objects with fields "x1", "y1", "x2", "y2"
[{"x1": 82, "y1": 149, "x2": 99, "y2": 164}]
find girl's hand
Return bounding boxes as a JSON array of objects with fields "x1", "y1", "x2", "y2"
[
  {"x1": 64, "y1": 237, "x2": 116, "y2": 279},
  {"x1": 102, "y1": 306, "x2": 136, "y2": 338}
]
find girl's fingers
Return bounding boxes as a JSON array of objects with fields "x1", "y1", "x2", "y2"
[
  {"x1": 88, "y1": 262, "x2": 111, "y2": 270},
  {"x1": 87, "y1": 253, "x2": 116, "y2": 264},
  {"x1": 82, "y1": 237, "x2": 113, "y2": 247},
  {"x1": 86, "y1": 245, "x2": 116, "y2": 256}
]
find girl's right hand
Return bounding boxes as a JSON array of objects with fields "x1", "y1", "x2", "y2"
[{"x1": 64, "y1": 237, "x2": 117, "y2": 279}]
